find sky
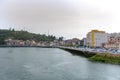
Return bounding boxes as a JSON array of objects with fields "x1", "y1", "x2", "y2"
[{"x1": 0, "y1": 0, "x2": 120, "y2": 39}]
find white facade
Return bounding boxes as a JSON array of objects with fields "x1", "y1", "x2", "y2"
[
  {"x1": 83, "y1": 38, "x2": 87, "y2": 46},
  {"x1": 93, "y1": 33, "x2": 108, "y2": 47}
]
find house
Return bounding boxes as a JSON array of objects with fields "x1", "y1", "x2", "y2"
[
  {"x1": 5, "y1": 39, "x2": 25, "y2": 46},
  {"x1": 64, "y1": 38, "x2": 80, "y2": 46}
]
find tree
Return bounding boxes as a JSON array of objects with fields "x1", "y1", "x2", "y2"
[
  {"x1": 58, "y1": 37, "x2": 64, "y2": 41},
  {"x1": 12, "y1": 28, "x2": 15, "y2": 32}
]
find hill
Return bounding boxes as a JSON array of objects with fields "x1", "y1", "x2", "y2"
[{"x1": 0, "y1": 29, "x2": 59, "y2": 45}]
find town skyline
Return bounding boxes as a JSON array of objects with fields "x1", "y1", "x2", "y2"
[
  {"x1": 1, "y1": 28, "x2": 120, "y2": 39},
  {"x1": 1, "y1": 0, "x2": 120, "y2": 39}
]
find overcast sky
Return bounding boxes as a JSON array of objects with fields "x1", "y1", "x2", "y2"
[{"x1": 0, "y1": 0, "x2": 120, "y2": 39}]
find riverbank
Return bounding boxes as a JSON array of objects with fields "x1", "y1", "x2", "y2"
[
  {"x1": 89, "y1": 53, "x2": 120, "y2": 64},
  {"x1": 60, "y1": 47, "x2": 120, "y2": 65}
]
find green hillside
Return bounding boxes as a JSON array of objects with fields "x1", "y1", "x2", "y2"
[{"x1": 0, "y1": 29, "x2": 59, "y2": 45}]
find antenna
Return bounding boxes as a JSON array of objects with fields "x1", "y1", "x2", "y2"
[{"x1": 24, "y1": 27, "x2": 25, "y2": 31}]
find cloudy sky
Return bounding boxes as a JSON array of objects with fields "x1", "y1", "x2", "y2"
[{"x1": 0, "y1": 0, "x2": 120, "y2": 39}]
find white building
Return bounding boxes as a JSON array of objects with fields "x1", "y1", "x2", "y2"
[{"x1": 86, "y1": 30, "x2": 108, "y2": 48}]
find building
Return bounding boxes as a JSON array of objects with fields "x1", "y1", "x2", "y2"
[
  {"x1": 5, "y1": 39, "x2": 37, "y2": 46},
  {"x1": 103, "y1": 33, "x2": 120, "y2": 49},
  {"x1": 108, "y1": 33, "x2": 120, "y2": 44},
  {"x1": 80, "y1": 38, "x2": 87, "y2": 47},
  {"x1": 86, "y1": 30, "x2": 108, "y2": 48},
  {"x1": 64, "y1": 38, "x2": 80, "y2": 46},
  {"x1": 5, "y1": 39, "x2": 25, "y2": 46},
  {"x1": 103, "y1": 43, "x2": 120, "y2": 49}
]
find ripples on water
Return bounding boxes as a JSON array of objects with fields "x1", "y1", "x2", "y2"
[{"x1": 0, "y1": 48, "x2": 120, "y2": 80}]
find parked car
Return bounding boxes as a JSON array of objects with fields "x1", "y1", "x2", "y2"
[{"x1": 117, "y1": 50, "x2": 120, "y2": 53}]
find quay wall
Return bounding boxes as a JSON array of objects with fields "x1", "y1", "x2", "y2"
[{"x1": 60, "y1": 47, "x2": 96, "y2": 58}]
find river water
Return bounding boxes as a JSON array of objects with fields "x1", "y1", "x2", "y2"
[{"x1": 0, "y1": 48, "x2": 120, "y2": 80}]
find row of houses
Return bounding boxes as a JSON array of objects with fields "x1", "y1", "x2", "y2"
[
  {"x1": 82, "y1": 30, "x2": 120, "y2": 49},
  {"x1": 5, "y1": 39, "x2": 36, "y2": 46},
  {"x1": 5, "y1": 39, "x2": 59, "y2": 47},
  {"x1": 4, "y1": 38, "x2": 81, "y2": 47}
]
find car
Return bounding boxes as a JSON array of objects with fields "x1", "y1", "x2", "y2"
[{"x1": 117, "y1": 50, "x2": 120, "y2": 53}]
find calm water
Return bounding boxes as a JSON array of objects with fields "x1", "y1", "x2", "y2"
[{"x1": 0, "y1": 48, "x2": 120, "y2": 80}]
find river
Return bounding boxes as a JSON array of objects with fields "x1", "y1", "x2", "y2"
[{"x1": 0, "y1": 48, "x2": 120, "y2": 80}]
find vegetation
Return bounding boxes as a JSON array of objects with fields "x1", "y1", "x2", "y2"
[
  {"x1": 0, "y1": 29, "x2": 63, "y2": 45},
  {"x1": 89, "y1": 53, "x2": 120, "y2": 64}
]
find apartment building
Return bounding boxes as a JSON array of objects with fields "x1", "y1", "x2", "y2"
[{"x1": 86, "y1": 30, "x2": 108, "y2": 48}]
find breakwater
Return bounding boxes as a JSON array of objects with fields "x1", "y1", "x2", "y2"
[{"x1": 60, "y1": 47, "x2": 120, "y2": 65}]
